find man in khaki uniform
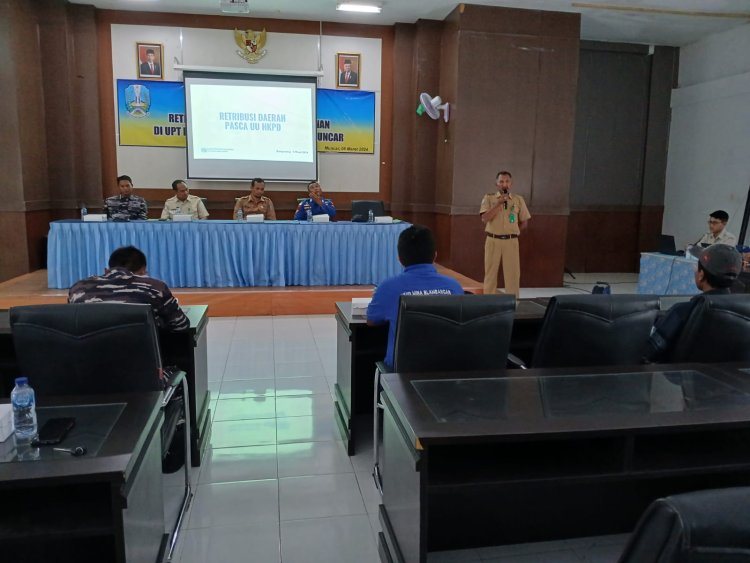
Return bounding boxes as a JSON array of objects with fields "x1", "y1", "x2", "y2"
[
  {"x1": 161, "y1": 180, "x2": 209, "y2": 219},
  {"x1": 479, "y1": 170, "x2": 531, "y2": 297},
  {"x1": 234, "y1": 178, "x2": 277, "y2": 220}
]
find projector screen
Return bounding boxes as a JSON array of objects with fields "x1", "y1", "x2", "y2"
[{"x1": 184, "y1": 72, "x2": 317, "y2": 181}]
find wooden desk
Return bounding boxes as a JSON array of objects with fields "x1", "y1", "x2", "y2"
[
  {"x1": 0, "y1": 305, "x2": 211, "y2": 467},
  {"x1": 333, "y1": 300, "x2": 547, "y2": 456},
  {"x1": 0, "y1": 392, "x2": 166, "y2": 563},
  {"x1": 378, "y1": 365, "x2": 750, "y2": 563}
]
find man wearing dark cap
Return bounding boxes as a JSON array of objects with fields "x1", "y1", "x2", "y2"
[
  {"x1": 697, "y1": 210, "x2": 737, "y2": 246},
  {"x1": 643, "y1": 244, "x2": 742, "y2": 362}
]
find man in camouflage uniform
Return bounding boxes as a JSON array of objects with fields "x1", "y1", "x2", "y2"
[
  {"x1": 68, "y1": 246, "x2": 189, "y2": 332},
  {"x1": 234, "y1": 178, "x2": 276, "y2": 220},
  {"x1": 104, "y1": 175, "x2": 148, "y2": 220}
]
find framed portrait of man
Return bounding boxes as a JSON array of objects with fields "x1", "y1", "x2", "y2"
[
  {"x1": 336, "y1": 53, "x2": 360, "y2": 89},
  {"x1": 137, "y1": 43, "x2": 164, "y2": 80}
]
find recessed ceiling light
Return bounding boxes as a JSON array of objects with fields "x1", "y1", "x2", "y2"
[{"x1": 336, "y1": 3, "x2": 382, "y2": 14}]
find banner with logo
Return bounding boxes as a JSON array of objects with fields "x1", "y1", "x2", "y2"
[
  {"x1": 117, "y1": 79, "x2": 186, "y2": 147},
  {"x1": 316, "y1": 89, "x2": 375, "y2": 153}
]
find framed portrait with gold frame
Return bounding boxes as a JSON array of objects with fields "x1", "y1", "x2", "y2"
[
  {"x1": 136, "y1": 42, "x2": 164, "y2": 80},
  {"x1": 336, "y1": 53, "x2": 360, "y2": 89}
]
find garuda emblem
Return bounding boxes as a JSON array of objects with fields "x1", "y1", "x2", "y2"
[{"x1": 234, "y1": 28, "x2": 267, "y2": 64}]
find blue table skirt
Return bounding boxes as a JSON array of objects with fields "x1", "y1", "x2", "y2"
[
  {"x1": 48, "y1": 220, "x2": 411, "y2": 289},
  {"x1": 638, "y1": 252, "x2": 700, "y2": 295}
]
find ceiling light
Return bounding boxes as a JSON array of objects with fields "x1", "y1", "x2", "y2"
[{"x1": 336, "y1": 3, "x2": 382, "y2": 14}]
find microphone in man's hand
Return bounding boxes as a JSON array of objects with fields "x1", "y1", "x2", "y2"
[{"x1": 502, "y1": 188, "x2": 509, "y2": 209}]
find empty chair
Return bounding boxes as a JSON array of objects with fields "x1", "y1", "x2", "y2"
[
  {"x1": 373, "y1": 293, "x2": 515, "y2": 491},
  {"x1": 351, "y1": 199, "x2": 385, "y2": 222},
  {"x1": 670, "y1": 294, "x2": 750, "y2": 363},
  {"x1": 531, "y1": 294, "x2": 659, "y2": 368},
  {"x1": 9, "y1": 302, "x2": 192, "y2": 560},
  {"x1": 619, "y1": 487, "x2": 750, "y2": 563}
]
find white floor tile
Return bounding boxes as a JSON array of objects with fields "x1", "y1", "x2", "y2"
[
  {"x1": 219, "y1": 378, "x2": 276, "y2": 399},
  {"x1": 274, "y1": 360, "x2": 324, "y2": 378},
  {"x1": 178, "y1": 522, "x2": 281, "y2": 563},
  {"x1": 279, "y1": 473, "x2": 365, "y2": 520},
  {"x1": 213, "y1": 396, "x2": 276, "y2": 421},
  {"x1": 274, "y1": 376, "x2": 330, "y2": 396},
  {"x1": 210, "y1": 418, "x2": 276, "y2": 448},
  {"x1": 187, "y1": 480, "x2": 279, "y2": 529},
  {"x1": 198, "y1": 445, "x2": 278, "y2": 484},
  {"x1": 275, "y1": 393, "x2": 333, "y2": 418},
  {"x1": 281, "y1": 514, "x2": 379, "y2": 563},
  {"x1": 276, "y1": 414, "x2": 340, "y2": 444},
  {"x1": 222, "y1": 361, "x2": 275, "y2": 380},
  {"x1": 277, "y1": 441, "x2": 353, "y2": 478}
]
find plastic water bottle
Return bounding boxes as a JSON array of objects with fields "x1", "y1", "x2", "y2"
[
  {"x1": 11, "y1": 377, "x2": 37, "y2": 444},
  {"x1": 80, "y1": 205, "x2": 88, "y2": 220},
  {"x1": 236, "y1": 208, "x2": 244, "y2": 222},
  {"x1": 368, "y1": 209, "x2": 374, "y2": 223},
  {"x1": 306, "y1": 208, "x2": 312, "y2": 222}
]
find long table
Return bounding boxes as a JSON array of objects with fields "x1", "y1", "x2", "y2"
[
  {"x1": 47, "y1": 220, "x2": 411, "y2": 289},
  {"x1": 378, "y1": 365, "x2": 750, "y2": 562}
]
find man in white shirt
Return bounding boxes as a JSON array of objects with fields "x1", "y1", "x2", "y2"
[
  {"x1": 697, "y1": 210, "x2": 736, "y2": 247},
  {"x1": 161, "y1": 180, "x2": 209, "y2": 220}
]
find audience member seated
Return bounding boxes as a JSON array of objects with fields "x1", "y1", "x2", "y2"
[
  {"x1": 643, "y1": 244, "x2": 741, "y2": 362},
  {"x1": 161, "y1": 179, "x2": 209, "y2": 220},
  {"x1": 68, "y1": 245, "x2": 189, "y2": 332},
  {"x1": 294, "y1": 181, "x2": 336, "y2": 220},
  {"x1": 367, "y1": 225, "x2": 463, "y2": 370},
  {"x1": 104, "y1": 174, "x2": 148, "y2": 220},
  {"x1": 234, "y1": 177, "x2": 276, "y2": 220}
]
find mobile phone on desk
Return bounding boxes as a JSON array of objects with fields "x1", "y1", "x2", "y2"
[{"x1": 34, "y1": 417, "x2": 76, "y2": 446}]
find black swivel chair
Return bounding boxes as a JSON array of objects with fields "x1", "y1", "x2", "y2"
[
  {"x1": 528, "y1": 294, "x2": 660, "y2": 368},
  {"x1": 619, "y1": 487, "x2": 750, "y2": 562},
  {"x1": 670, "y1": 294, "x2": 750, "y2": 363},
  {"x1": 351, "y1": 200, "x2": 386, "y2": 222},
  {"x1": 9, "y1": 303, "x2": 192, "y2": 561},
  {"x1": 372, "y1": 294, "x2": 516, "y2": 492}
]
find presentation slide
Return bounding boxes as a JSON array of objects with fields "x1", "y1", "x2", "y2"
[{"x1": 185, "y1": 72, "x2": 317, "y2": 181}]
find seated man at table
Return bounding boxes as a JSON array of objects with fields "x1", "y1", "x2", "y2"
[
  {"x1": 234, "y1": 178, "x2": 276, "y2": 220},
  {"x1": 104, "y1": 174, "x2": 148, "y2": 221},
  {"x1": 367, "y1": 225, "x2": 463, "y2": 370},
  {"x1": 294, "y1": 181, "x2": 336, "y2": 220},
  {"x1": 696, "y1": 210, "x2": 737, "y2": 247},
  {"x1": 643, "y1": 244, "x2": 742, "y2": 363},
  {"x1": 161, "y1": 179, "x2": 209, "y2": 220},
  {"x1": 68, "y1": 245, "x2": 189, "y2": 332}
]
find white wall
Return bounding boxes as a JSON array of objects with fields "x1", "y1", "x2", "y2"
[
  {"x1": 662, "y1": 23, "x2": 750, "y2": 249},
  {"x1": 110, "y1": 24, "x2": 382, "y2": 193}
]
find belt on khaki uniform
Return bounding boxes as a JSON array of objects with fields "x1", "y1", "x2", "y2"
[{"x1": 486, "y1": 233, "x2": 518, "y2": 240}]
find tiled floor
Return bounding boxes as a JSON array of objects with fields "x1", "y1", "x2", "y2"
[{"x1": 170, "y1": 276, "x2": 639, "y2": 562}]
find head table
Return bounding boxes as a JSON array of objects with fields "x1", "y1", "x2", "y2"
[{"x1": 47, "y1": 219, "x2": 411, "y2": 288}]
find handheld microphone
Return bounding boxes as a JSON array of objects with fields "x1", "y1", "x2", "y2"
[{"x1": 502, "y1": 188, "x2": 509, "y2": 209}]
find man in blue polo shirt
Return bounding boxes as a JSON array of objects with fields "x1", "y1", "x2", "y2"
[{"x1": 367, "y1": 225, "x2": 463, "y2": 370}]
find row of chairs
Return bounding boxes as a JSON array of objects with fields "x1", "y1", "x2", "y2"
[{"x1": 373, "y1": 292, "x2": 750, "y2": 562}]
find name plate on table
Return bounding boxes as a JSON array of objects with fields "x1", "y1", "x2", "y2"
[
  {"x1": 83, "y1": 214, "x2": 107, "y2": 222},
  {"x1": 172, "y1": 214, "x2": 193, "y2": 222},
  {"x1": 246, "y1": 214, "x2": 264, "y2": 223},
  {"x1": 312, "y1": 215, "x2": 330, "y2": 223},
  {"x1": 352, "y1": 297, "x2": 371, "y2": 317},
  {"x1": 375, "y1": 216, "x2": 394, "y2": 224}
]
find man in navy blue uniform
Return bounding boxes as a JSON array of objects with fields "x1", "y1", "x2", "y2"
[
  {"x1": 367, "y1": 225, "x2": 463, "y2": 370},
  {"x1": 294, "y1": 181, "x2": 336, "y2": 220},
  {"x1": 642, "y1": 243, "x2": 742, "y2": 362}
]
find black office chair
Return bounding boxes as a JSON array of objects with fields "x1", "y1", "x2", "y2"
[
  {"x1": 528, "y1": 294, "x2": 659, "y2": 368},
  {"x1": 9, "y1": 303, "x2": 192, "y2": 561},
  {"x1": 618, "y1": 487, "x2": 750, "y2": 562},
  {"x1": 351, "y1": 200, "x2": 385, "y2": 222},
  {"x1": 372, "y1": 294, "x2": 516, "y2": 492},
  {"x1": 670, "y1": 294, "x2": 750, "y2": 363}
]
